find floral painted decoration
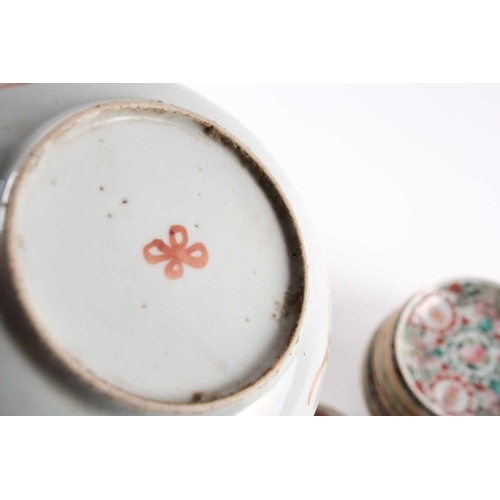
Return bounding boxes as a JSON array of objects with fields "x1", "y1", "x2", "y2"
[{"x1": 396, "y1": 280, "x2": 500, "y2": 415}]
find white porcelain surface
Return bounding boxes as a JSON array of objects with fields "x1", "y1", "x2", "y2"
[
  {"x1": 184, "y1": 84, "x2": 500, "y2": 416},
  {"x1": 0, "y1": 84, "x2": 331, "y2": 415}
]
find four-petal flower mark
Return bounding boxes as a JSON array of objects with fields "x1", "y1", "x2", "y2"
[{"x1": 143, "y1": 225, "x2": 209, "y2": 280}]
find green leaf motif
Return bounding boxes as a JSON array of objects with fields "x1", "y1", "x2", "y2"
[
  {"x1": 479, "y1": 317, "x2": 493, "y2": 332},
  {"x1": 489, "y1": 379, "x2": 500, "y2": 395}
]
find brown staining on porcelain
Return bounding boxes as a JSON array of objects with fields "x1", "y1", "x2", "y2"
[
  {"x1": 281, "y1": 286, "x2": 305, "y2": 324},
  {"x1": 191, "y1": 392, "x2": 203, "y2": 403},
  {"x1": 99, "y1": 186, "x2": 104, "y2": 191},
  {"x1": 107, "y1": 213, "x2": 113, "y2": 218},
  {"x1": 203, "y1": 120, "x2": 306, "y2": 337},
  {"x1": 273, "y1": 287, "x2": 304, "y2": 323},
  {"x1": 121, "y1": 198, "x2": 128, "y2": 204},
  {"x1": 273, "y1": 301, "x2": 284, "y2": 322}
]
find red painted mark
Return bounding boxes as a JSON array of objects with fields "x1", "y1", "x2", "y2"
[
  {"x1": 143, "y1": 225, "x2": 209, "y2": 280},
  {"x1": 0, "y1": 83, "x2": 30, "y2": 90},
  {"x1": 308, "y1": 334, "x2": 331, "y2": 406}
]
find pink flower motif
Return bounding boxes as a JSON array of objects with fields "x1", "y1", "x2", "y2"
[
  {"x1": 460, "y1": 344, "x2": 487, "y2": 365},
  {"x1": 493, "y1": 319, "x2": 500, "y2": 333},
  {"x1": 412, "y1": 294, "x2": 457, "y2": 334},
  {"x1": 475, "y1": 297, "x2": 500, "y2": 321}
]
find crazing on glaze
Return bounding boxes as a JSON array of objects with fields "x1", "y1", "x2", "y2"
[{"x1": 143, "y1": 225, "x2": 209, "y2": 280}]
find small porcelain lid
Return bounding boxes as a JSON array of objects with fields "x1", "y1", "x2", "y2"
[
  {"x1": 1, "y1": 101, "x2": 306, "y2": 411},
  {"x1": 395, "y1": 279, "x2": 500, "y2": 415}
]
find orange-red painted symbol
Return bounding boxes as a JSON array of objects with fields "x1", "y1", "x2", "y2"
[
  {"x1": 308, "y1": 334, "x2": 331, "y2": 406},
  {"x1": 143, "y1": 225, "x2": 209, "y2": 280}
]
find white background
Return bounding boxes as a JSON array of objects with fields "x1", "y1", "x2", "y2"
[{"x1": 187, "y1": 84, "x2": 500, "y2": 415}]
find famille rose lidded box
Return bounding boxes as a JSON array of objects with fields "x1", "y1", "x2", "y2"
[
  {"x1": 396, "y1": 279, "x2": 500, "y2": 415},
  {"x1": 364, "y1": 278, "x2": 500, "y2": 416},
  {"x1": 0, "y1": 84, "x2": 331, "y2": 415}
]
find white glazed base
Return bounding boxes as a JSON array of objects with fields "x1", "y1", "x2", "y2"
[{"x1": 0, "y1": 85, "x2": 331, "y2": 415}]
